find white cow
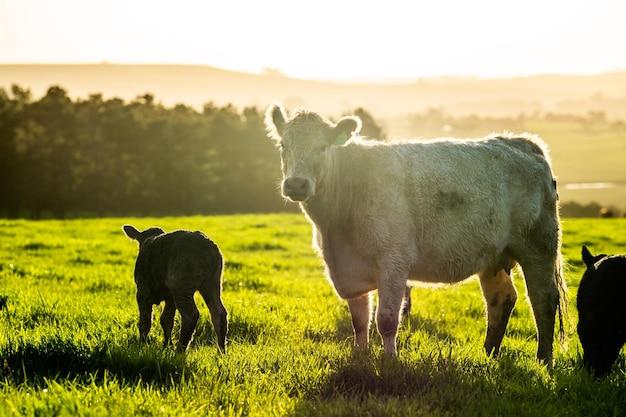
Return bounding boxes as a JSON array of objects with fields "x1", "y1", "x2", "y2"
[{"x1": 265, "y1": 104, "x2": 566, "y2": 363}]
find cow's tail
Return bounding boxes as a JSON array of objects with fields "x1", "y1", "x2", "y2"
[
  {"x1": 551, "y1": 173, "x2": 568, "y2": 342},
  {"x1": 555, "y1": 248, "x2": 568, "y2": 342}
]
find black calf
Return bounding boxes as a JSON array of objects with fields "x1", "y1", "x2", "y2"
[
  {"x1": 577, "y1": 245, "x2": 626, "y2": 376},
  {"x1": 123, "y1": 225, "x2": 228, "y2": 353}
]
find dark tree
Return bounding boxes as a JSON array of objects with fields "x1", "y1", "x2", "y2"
[
  {"x1": 0, "y1": 85, "x2": 293, "y2": 217},
  {"x1": 351, "y1": 107, "x2": 386, "y2": 140}
]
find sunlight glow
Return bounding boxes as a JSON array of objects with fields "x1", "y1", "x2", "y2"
[{"x1": 2, "y1": 0, "x2": 626, "y2": 80}]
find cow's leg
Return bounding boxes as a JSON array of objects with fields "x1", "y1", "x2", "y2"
[
  {"x1": 479, "y1": 268, "x2": 517, "y2": 356},
  {"x1": 348, "y1": 293, "x2": 371, "y2": 349},
  {"x1": 519, "y1": 255, "x2": 559, "y2": 364},
  {"x1": 376, "y1": 269, "x2": 408, "y2": 356},
  {"x1": 160, "y1": 297, "x2": 177, "y2": 348},
  {"x1": 200, "y1": 284, "x2": 228, "y2": 353},
  {"x1": 173, "y1": 292, "x2": 200, "y2": 353},
  {"x1": 401, "y1": 286, "x2": 412, "y2": 319}
]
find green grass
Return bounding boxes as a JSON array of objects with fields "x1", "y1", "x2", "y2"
[{"x1": 0, "y1": 215, "x2": 625, "y2": 416}]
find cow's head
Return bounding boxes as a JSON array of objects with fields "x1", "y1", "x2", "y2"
[{"x1": 265, "y1": 104, "x2": 361, "y2": 202}]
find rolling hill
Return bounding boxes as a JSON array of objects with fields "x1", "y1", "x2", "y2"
[{"x1": 2, "y1": 64, "x2": 626, "y2": 120}]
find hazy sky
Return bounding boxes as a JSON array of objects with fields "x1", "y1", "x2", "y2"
[{"x1": 2, "y1": 0, "x2": 626, "y2": 81}]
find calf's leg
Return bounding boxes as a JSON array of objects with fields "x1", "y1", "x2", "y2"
[
  {"x1": 479, "y1": 268, "x2": 517, "y2": 356},
  {"x1": 160, "y1": 298, "x2": 176, "y2": 348},
  {"x1": 376, "y1": 270, "x2": 409, "y2": 356},
  {"x1": 173, "y1": 292, "x2": 200, "y2": 353},
  {"x1": 348, "y1": 293, "x2": 371, "y2": 349},
  {"x1": 136, "y1": 293, "x2": 152, "y2": 343},
  {"x1": 200, "y1": 284, "x2": 228, "y2": 352}
]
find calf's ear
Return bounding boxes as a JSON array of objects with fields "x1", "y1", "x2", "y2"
[
  {"x1": 331, "y1": 116, "x2": 362, "y2": 145},
  {"x1": 265, "y1": 103, "x2": 287, "y2": 141},
  {"x1": 582, "y1": 245, "x2": 595, "y2": 268},
  {"x1": 123, "y1": 224, "x2": 141, "y2": 241}
]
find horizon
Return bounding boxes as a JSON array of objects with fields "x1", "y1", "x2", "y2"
[
  {"x1": 2, "y1": 0, "x2": 626, "y2": 81},
  {"x1": 2, "y1": 62, "x2": 626, "y2": 85}
]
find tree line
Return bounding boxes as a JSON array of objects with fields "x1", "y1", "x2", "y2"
[
  {"x1": 1, "y1": 85, "x2": 621, "y2": 218},
  {"x1": 0, "y1": 85, "x2": 385, "y2": 218}
]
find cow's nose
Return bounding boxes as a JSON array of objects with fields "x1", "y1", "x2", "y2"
[{"x1": 283, "y1": 177, "x2": 309, "y2": 198}]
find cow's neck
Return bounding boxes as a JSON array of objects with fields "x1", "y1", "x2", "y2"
[{"x1": 302, "y1": 145, "x2": 359, "y2": 233}]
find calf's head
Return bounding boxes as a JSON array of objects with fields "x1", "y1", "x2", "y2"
[
  {"x1": 123, "y1": 224, "x2": 165, "y2": 249},
  {"x1": 577, "y1": 245, "x2": 617, "y2": 376},
  {"x1": 265, "y1": 104, "x2": 361, "y2": 202}
]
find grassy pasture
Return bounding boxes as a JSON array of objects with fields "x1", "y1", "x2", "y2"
[{"x1": 0, "y1": 214, "x2": 625, "y2": 416}]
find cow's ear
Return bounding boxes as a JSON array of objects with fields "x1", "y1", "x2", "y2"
[
  {"x1": 582, "y1": 246, "x2": 595, "y2": 268},
  {"x1": 331, "y1": 116, "x2": 361, "y2": 145},
  {"x1": 265, "y1": 103, "x2": 287, "y2": 141},
  {"x1": 123, "y1": 224, "x2": 141, "y2": 241}
]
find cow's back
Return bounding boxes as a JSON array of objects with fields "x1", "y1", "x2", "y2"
[
  {"x1": 310, "y1": 134, "x2": 556, "y2": 283},
  {"x1": 382, "y1": 135, "x2": 555, "y2": 280},
  {"x1": 399, "y1": 134, "x2": 554, "y2": 224}
]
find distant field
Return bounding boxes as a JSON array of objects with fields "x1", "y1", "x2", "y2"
[
  {"x1": 526, "y1": 121, "x2": 626, "y2": 209},
  {"x1": 1, "y1": 215, "x2": 626, "y2": 416}
]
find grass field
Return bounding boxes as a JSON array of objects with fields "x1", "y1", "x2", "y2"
[{"x1": 0, "y1": 214, "x2": 625, "y2": 416}]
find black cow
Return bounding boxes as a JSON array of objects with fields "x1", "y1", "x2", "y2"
[{"x1": 577, "y1": 245, "x2": 626, "y2": 376}]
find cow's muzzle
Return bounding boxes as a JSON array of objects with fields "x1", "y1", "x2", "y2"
[{"x1": 282, "y1": 177, "x2": 311, "y2": 202}]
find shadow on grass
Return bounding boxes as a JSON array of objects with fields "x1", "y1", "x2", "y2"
[
  {"x1": 315, "y1": 351, "x2": 433, "y2": 399},
  {"x1": 0, "y1": 336, "x2": 194, "y2": 387},
  {"x1": 0, "y1": 299, "x2": 269, "y2": 387},
  {"x1": 290, "y1": 349, "x2": 626, "y2": 417},
  {"x1": 290, "y1": 349, "x2": 508, "y2": 417},
  {"x1": 293, "y1": 297, "x2": 626, "y2": 415}
]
